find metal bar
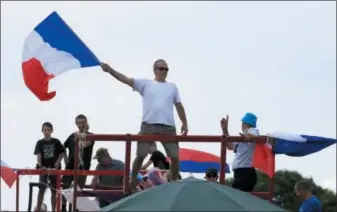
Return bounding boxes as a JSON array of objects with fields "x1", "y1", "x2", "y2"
[
  {"x1": 84, "y1": 134, "x2": 268, "y2": 143},
  {"x1": 16, "y1": 169, "x2": 125, "y2": 175},
  {"x1": 219, "y1": 138, "x2": 227, "y2": 184},
  {"x1": 268, "y1": 153, "x2": 276, "y2": 202},
  {"x1": 28, "y1": 182, "x2": 34, "y2": 212},
  {"x1": 16, "y1": 173, "x2": 20, "y2": 212},
  {"x1": 15, "y1": 168, "x2": 164, "y2": 176},
  {"x1": 56, "y1": 175, "x2": 61, "y2": 212},
  {"x1": 123, "y1": 135, "x2": 132, "y2": 193},
  {"x1": 76, "y1": 190, "x2": 123, "y2": 197},
  {"x1": 73, "y1": 137, "x2": 79, "y2": 212},
  {"x1": 14, "y1": 133, "x2": 272, "y2": 212}
]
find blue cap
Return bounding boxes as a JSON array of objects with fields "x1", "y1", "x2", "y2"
[{"x1": 241, "y1": 112, "x2": 257, "y2": 128}]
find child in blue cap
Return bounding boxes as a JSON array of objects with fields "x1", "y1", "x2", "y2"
[{"x1": 220, "y1": 112, "x2": 259, "y2": 192}]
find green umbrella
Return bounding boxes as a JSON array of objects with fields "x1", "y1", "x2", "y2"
[{"x1": 100, "y1": 177, "x2": 285, "y2": 211}]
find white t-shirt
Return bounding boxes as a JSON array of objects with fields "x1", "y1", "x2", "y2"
[
  {"x1": 231, "y1": 128, "x2": 260, "y2": 170},
  {"x1": 133, "y1": 78, "x2": 181, "y2": 127}
]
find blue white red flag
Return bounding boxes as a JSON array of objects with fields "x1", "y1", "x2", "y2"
[
  {"x1": 22, "y1": 11, "x2": 100, "y2": 101},
  {"x1": 253, "y1": 132, "x2": 336, "y2": 178}
]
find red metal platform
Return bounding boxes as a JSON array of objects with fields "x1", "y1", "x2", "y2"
[{"x1": 15, "y1": 134, "x2": 275, "y2": 212}]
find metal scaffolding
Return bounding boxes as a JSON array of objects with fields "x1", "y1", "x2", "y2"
[{"x1": 15, "y1": 134, "x2": 275, "y2": 212}]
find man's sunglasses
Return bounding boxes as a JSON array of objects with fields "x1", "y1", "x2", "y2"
[
  {"x1": 206, "y1": 174, "x2": 218, "y2": 178},
  {"x1": 142, "y1": 176, "x2": 148, "y2": 181},
  {"x1": 157, "y1": 67, "x2": 169, "y2": 72}
]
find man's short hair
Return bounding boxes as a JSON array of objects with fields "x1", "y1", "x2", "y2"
[
  {"x1": 41, "y1": 122, "x2": 53, "y2": 130},
  {"x1": 75, "y1": 114, "x2": 87, "y2": 121},
  {"x1": 295, "y1": 179, "x2": 313, "y2": 192},
  {"x1": 153, "y1": 59, "x2": 166, "y2": 69}
]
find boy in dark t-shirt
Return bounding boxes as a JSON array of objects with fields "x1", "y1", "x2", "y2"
[
  {"x1": 141, "y1": 142, "x2": 170, "y2": 170},
  {"x1": 61, "y1": 114, "x2": 95, "y2": 212},
  {"x1": 34, "y1": 122, "x2": 65, "y2": 212}
]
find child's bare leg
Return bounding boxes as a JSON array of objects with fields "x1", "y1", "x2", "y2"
[{"x1": 36, "y1": 188, "x2": 46, "y2": 211}]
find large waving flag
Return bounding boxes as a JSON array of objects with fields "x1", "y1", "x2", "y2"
[
  {"x1": 22, "y1": 11, "x2": 100, "y2": 101},
  {"x1": 253, "y1": 132, "x2": 337, "y2": 178},
  {"x1": 179, "y1": 148, "x2": 230, "y2": 173},
  {"x1": 0, "y1": 160, "x2": 17, "y2": 188}
]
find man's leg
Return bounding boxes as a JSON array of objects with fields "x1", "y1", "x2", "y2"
[
  {"x1": 162, "y1": 145, "x2": 179, "y2": 181},
  {"x1": 161, "y1": 125, "x2": 180, "y2": 181},
  {"x1": 130, "y1": 141, "x2": 151, "y2": 192},
  {"x1": 36, "y1": 175, "x2": 47, "y2": 211},
  {"x1": 130, "y1": 123, "x2": 154, "y2": 193}
]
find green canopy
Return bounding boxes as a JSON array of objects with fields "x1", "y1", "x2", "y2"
[{"x1": 100, "y1": 177, "x2": 285, "y2": 211}]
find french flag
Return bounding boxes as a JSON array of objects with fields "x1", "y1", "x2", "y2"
[
  {"x1": 253, "y1": 132, "x2": 336, "y2": 178},
  {"x1": 0, "y1": 160, "x2": 17, "y2": 188},
  {"x1": 22, "y1": 11, "x2": 100, "y2": 101}
]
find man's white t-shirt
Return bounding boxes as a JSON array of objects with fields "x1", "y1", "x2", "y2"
[{"x1": 133, "y1": 78, "x2": 181, "y2": 127}]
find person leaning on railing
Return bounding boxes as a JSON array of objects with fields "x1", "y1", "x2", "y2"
[
  {"x1": 61, "y1": 114, "x2": 95, "y2": 212},
  {"x1": 34, "y1": 122, "x2": 65, "y2": 212},
  {"x1": 220, "y1": 113, "x2": 259, "y2": 192},
  {"x1": 90, "y1": 148, "x2": 125, "y2": 208}
]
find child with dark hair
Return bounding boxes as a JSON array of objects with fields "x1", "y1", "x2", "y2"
[{"x1": 34, "y1": 122, "x2": 65, "y2": 212}]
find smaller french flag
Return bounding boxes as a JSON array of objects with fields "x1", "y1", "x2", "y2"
[
  {"x1": 0, "y1": 160, "x2": 17, "y2": 188},
  {"x1": 252, "y1": 132, "x2": 337, "y2": 178}
]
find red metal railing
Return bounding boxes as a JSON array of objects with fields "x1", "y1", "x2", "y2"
[{"x1": 15, "y1": 134, "x2": 275, "y2": 212}]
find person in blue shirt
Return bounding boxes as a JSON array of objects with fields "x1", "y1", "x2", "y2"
[{"x1": 295, "y1": 179, "x2": 322, "y2": 212}]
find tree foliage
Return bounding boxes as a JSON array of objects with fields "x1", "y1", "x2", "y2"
[{"x1": 225, "y1": 170, "x2": 337, "y2": 212}]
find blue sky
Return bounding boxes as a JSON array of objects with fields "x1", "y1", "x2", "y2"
[{"x1": 1, "y1": 1, "x2": 336, "y2": 210}]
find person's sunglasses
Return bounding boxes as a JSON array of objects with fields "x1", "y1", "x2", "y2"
[
  {"x1": 206, "y1": 174, "x2": 218, "y2": 178},
  {"x1": 142, "y1": 176, "x2": 148, "y2": 181},
  {"x1": 157, "y1": 67, "x2": 169, "y2": 72}
]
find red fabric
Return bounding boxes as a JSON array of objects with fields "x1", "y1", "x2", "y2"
[
  {"x1": 0, "y1": 166, "x2": 17, "y2": 188},
  {"x1": 252, "y1": 144, "x2": 275, "y2": 178},
  {"x1": 179, "y1": 148, "x2": 221, "y2": 163},
  {"x1": 22, "y1": 58, "x2": 55, "y2": 101}
]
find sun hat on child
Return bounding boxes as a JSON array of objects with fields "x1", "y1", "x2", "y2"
[{"x1": 241, "y1": 112, "x2": 257, "y2": 128}]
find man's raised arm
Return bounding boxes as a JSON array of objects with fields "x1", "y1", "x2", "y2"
[{"x1": 100, "y1": 62, "x2": 134, "y2": 87}]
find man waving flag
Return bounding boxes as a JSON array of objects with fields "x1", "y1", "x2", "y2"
[{"x1": 22, "y1": 11, "x2": 100, "y2": 101}]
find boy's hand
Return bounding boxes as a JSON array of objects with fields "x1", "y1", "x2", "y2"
[
  {"x1": 239, "y1": 132, "x2": 251, "y2": 140},
  {"x1": 220, "y1": 115, "x2": 229, "y2": 130},
  {"x1": 54, "y1": 162, "x2": 60, "y2": 169}
]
